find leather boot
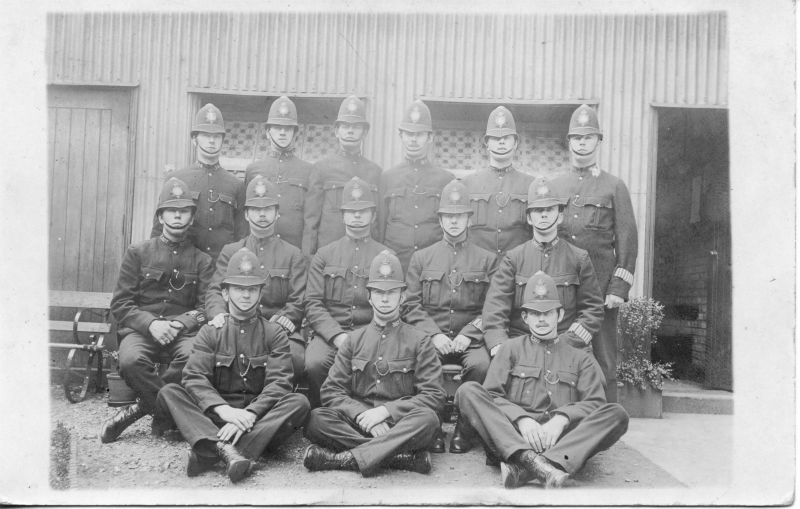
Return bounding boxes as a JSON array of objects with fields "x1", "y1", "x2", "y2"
[
  {"x1": 216, "y1": 442, "x2": 252, "y2": 483},
  {"x1": 429, "y1": 427, "x2": 446, "y2": 453},
  {"x1": 518, "y1": 451, "x2": 569, "y2": 489},
  {"x1": 485, "y1": 450, "x2": 501, "y2": 467},
  {"x1": 99, "y1": 403, "x2": 146, "y2": 443},
  {"x1": 448, "y1": 416, "x2": 471, "y2": 453},
  {"x1": 500, "y1": 460, "x2": 535, "y2": 489},
  {"x1": 382, "y1": 450, "x2": 432, "y2": 474},
  {"x1": 302, "y1": 445, "x2": 359, "y2": 472},
  {"x1": 186, "y1": 450, "x2": 217, "y2": 477}
]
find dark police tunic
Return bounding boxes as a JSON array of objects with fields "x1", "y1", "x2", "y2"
[
  {"x1": 244, "y1": 149, "x2": 317, "y2": 256},
  {"x1": 206, "y1": 234, "x2": 308, "y2": 380},
  {"x1": 306, "y1": 149, "x2": 382, "y2": 253},
  {"x1": 305, "y1": 319, "x2": 445, "y2": 474},
  {"x1": 462, "y1": 166, "x2": 534, "y2": 257},
  {"x1": 550, "y1": 165, "x2": 639, "y2": 402},
  {"x1": 151, "y1": 162, "x2": 247, "y2": 260},
  {"x1": 377, "y1": 157, "x2": 454, "y2": 271},
  {"x1": 110, "y1": 236, "x2": 214, "y2": 412},
  {"x1": 155, "y1": 316, "x2": 310, "y2": 460},
  {"x1": 303, "y1": 235, "x2": 390, "y2": 406},
  {"x1": 404, "y1": 237, "x2": 498, "y2": 383},
  {"x1": 482, "y1": 238, "x2": 604, "y2": 352},
  {"x1": 455, "y1": 334, "x2": 628, "y2": 473}
]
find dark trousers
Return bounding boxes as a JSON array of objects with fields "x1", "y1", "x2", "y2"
[
  {"x1": 455, "y1": 381, "x2": 628, "y2": 473},
  {"x1": 304, "y1": 406, "x2": 439, "y2": 474},
  {"x1": 305, "y1": 336, "x2": 338, "y2": 407},
  {"x1": 155, "y1": 384, "x2": 310, "y2": 460},
  {"x1": 593, "y1": 307, "x2": 619, "y2": 403},
  {"x1": 118, "y1": 332, "x2": 195, "y2": 413},
  {"x1": 289, "y1": 337, "x2": 306, "y2": 385},
  {"x1": 440, "y1": 343, "x2": 490, "y2": 385}
]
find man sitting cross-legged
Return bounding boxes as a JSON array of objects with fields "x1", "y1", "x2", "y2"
[
  {"x1": 154, "y1": 248, "x2": 310, "y2": 483},
  {"x1": 303, "y1": 250, "x2": 446, "y2": 477},
  {"x1": 455, "y1": 271, "x2": 629, "y2": 489}
]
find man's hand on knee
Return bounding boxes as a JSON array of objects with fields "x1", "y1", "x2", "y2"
[{"x1": 356, "y1": 406, "x2": 390, "y2": 434}]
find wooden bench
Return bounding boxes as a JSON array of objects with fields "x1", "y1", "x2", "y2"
[{"x1": 49, "y1": 291, "x2": 115, "y2": 403}]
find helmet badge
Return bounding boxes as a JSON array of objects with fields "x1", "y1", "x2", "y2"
[
  {"x1": 495, "y1": 112, "x2": 507, "y2": 128},
  {"x1": 449, "y1": 190, "x2": 461, "y2": 203},
  {"x1": 205, "y1": 109, "x2": 217, "y2": 123},
  {"x1": 534, "y1": 282, "x2": 548, "y2": 298},
  {"x1": 347, "y1": 100, "x2": 358, "y2": 113},
  {"x1": 171, "y1": 184, "x2": 184, "y2": 198},
  {"x1": 255, "y1": 181, "x2": 267, "y2": 197},
  {"x1": 577, "y1": 110, "x2": 590, "y2": 126},
  {"x1": 410, "y1": 106, "x2": 421, "y2": 123},
  {"x1": 239, "y1": 257, "x2": 253, "y2": 275},
  {"x1": 536, "y1": 185, "x2": 549, "y2": 197},
  {"x1": 278, "y1": 103, "x2": 289, "y2": 116},
  {"x1": 351, "y1": 183, "x2": 363, "y2": 200},
  {"x1": 379, "y1": 260, "x2": 392, "y2": 278}
]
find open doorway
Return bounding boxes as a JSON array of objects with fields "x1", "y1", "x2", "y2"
[{"x1": 651, "y1": 107, "x2": 731, "y2": 391}]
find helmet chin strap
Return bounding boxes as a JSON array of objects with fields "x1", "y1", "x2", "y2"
[
  {"x1": 570, "y1": 147, "x2": 598, "y2": 169},
  {"x1": 229, "y1": 291, "x2": 262, "y2": 316}
]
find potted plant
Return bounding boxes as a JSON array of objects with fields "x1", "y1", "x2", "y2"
[{"x1": 616, "y1": 297, "x2": 674, "y2": 418}]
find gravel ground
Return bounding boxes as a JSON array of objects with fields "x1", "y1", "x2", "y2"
[{"x1": 49, "y1": 384, "x2": 682, "y2": 501}]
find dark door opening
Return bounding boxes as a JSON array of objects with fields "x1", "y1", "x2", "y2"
[{"x1": 651, "y1": 108, "x2": 732, "y2": 391}]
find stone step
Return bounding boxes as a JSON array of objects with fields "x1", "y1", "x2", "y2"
[{"x1": 661, "y1": 379, "x2": 733, "y2": 415}]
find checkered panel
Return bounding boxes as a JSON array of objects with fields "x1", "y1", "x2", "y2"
[
  {"x1": 433, "y1": 129, "x2": 570, "y2": 179},
  {"x1": 223, "y1": 121, "x2": 260, "y2": 160},
  {"x1": 221, "y1": 121, "x2": 338, "y2": 167},
  {"x1": 297, "y1": 124, "x2": 338, "y2": 162}
]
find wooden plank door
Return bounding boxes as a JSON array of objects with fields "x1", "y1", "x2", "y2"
[{"x1": 48, "y1": 86, "x2": 132, "y2": 293}]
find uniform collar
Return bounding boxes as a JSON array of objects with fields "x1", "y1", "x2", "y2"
[
  {"x1": 528, "y1": 334, "x2": 559, "y2": 345},
  {"x1": 371, "y1": 318, "x2": 401, "y2": 332},
  {"x1": 533, "y1": 236, "x2": 559, "y2": 250},
  {"x1": 489, "y1": 164, "x2": 513, "y2": 174},
  {"x1": 247, "y1": 233, "x2": 276, "y2": 247},
  {"x1": 269, "y1": 148, "x2": 294, "y2": 159},
  {"x1": 405, "y1": 156, "x2": 429, "y2": 167},
  {"x1": 345, "y1": 234, "x2": 372, "y2": 245},
  {"x1": 159, "y1": 235, "x2": 190, "y2": 248},
  {"x1": 338, "y1": 148, "x2": 362, "y2": 159},
  {"x1": 443, "y1": 232, "x2": 468, "y2": 249},
  {"x1": 197, "y1": 160, "x2": 221, "y2": 171},
  {"x1": 572, "y1": 164, "x2": 601, "y2": 178},
  {"x1": 229, "y1": 314, "x2": 260, "y2": 327}
]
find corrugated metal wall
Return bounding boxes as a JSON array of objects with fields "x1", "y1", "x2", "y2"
[{"x1": 46, "y1": 11, "x2": 727, "y2": 296}]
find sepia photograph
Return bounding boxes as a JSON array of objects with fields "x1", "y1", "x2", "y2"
[{"x1": 0, "y1": 0, "x2": 794, "y2": 505}]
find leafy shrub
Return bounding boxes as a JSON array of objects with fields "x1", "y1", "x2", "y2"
[{"x1": 616, "y1": 297, "x2": 674, "y2": 390}]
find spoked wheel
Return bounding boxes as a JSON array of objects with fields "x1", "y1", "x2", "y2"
[{"x1": 63, "y1": 347, "x2": 99, "y2": 403}]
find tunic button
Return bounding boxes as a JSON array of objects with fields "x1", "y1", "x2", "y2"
[
  {"x1": 207, "y1": 247, "x2": 211, "y2": 251},
  {"x1": 276, "y1": 234, "x2": 281, "y2": 238},
  {"x1": 216, "y1": 362, "x2": 221, "y2": 366},
  {"x1": 414, "y1": 225, "x2": 419, "y2": 229},
  {"x1": 414, "y1": 246, "x2": 418, "y2": 249},
  {"x1": 173, "y1": 251, "x2": 178, "y2": 255},
  {"x1": 354, "y1": 266, "x2": 358, "y2": 270},
  {"x1": 574, "y1": 214, "x2": 578, "y2": 218},
  {"x1": 451, "y1": 269, "x2": 456, "y2": 272},
  {"x1": 208, "y1": 173, "x2": 212, "y2": 176},
  {"x1": 545, "y1": 253, "x2": 549, "y2": 258},
  {"x1": 208, "y1": 227, "x2": 212, "y2": 231},
  {"x1": 498, "y1": 209, "x2": 503, "y2": 213},
  {"x1": 497, "y1": 229, "x2": 501, "y2": 233},
  {"x1": 547, "y1": 391, "x2": 552, "y2": 396},
  {"x1": 209, "y1": 208, "x2": 213, "y2": 212},
  {"x1": 452, "y1": 289, "x2": 456, "y2": 293},
  {"x1": 376, "y1": 379, "x2": 381, "y2": 384},
  {"x1": 546, "y1": 350, "x2": 551, "y2": 355},
  {"x1": 575, "y1": 194, "x2": 580, "y2": 198},
  {"x1": 168, "y1": 289, "x2": 172, "y2": 293},
  {"x1": 378, "y1": 357, "x2": 382, "y2": 360},
  {"x1": 146, "y1": 273, "x2": 150, "y2": 277},
  {"x1": 174, "y1": 269, "x2": 178, "y2": 273},
  {"x1": 277, "y1": 194, "x2": 282, "y2": 198},
  {"x1": 261, "y1": 265, "x2": 265, "y2": 269},
  {"x1": 571, "y1": 235, "x2": 576, "y2": 239},
  {"x1": 403, "y1": 368, "x2": 408, "y2": 372},
  {"x1": 414, "y1": 205, "x2": 418, "y2": 209},
  {"x1": 354, "y1": 285, "x2": 358, "y2": 289},
  {"x1": 450, "y1": 310, "x2": 454, "y2": 314},
  {"x1": 521, "y1": 373, "x2": 525, "y2": 376},
  {"x1": 381, "y1": 334, "x2": 386, "y2": 339},
  {"x1": 355, "y1": 247, "x2": 359, "y2": 251},
  {"x1": 352, "y1": 305, "x2": 356, "y2": 309}
]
